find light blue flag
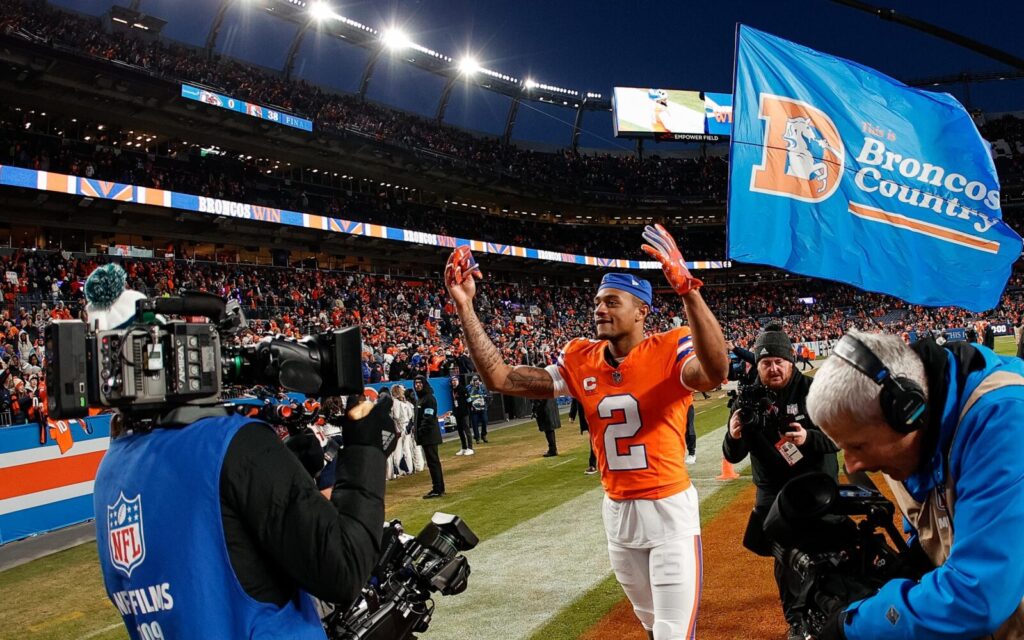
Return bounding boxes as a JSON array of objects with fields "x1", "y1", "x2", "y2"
[{"x1": 728, "y1": 25, "x2": 1021, "y2": 312}]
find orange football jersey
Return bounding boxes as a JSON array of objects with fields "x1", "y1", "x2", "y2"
[{"x1": 547, "y1": 327, "x2": 696, "y2": 500}]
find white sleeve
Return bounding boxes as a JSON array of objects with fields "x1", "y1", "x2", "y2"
[{"x1": 544, "y1": 363, "x2": 569, "y2": 398}]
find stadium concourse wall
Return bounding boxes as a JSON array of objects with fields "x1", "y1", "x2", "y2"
[
  {"x1": 0, "y1": 165, "x2": 732, "y2": 272},
  {"x1": 0, "y1": 379, "x2": 456, "y2": 546}
]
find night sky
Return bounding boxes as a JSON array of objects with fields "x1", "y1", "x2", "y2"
[{"x1": 54, "y1": 0, "x2": 1024, "y2": 151}]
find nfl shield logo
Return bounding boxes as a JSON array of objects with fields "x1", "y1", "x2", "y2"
[
  {"x1": 107, "y1": 492, "x2": 146, "y2": 577},
  {"x1": 612, "y1": 370, "x2": 623, "y2": 384}
]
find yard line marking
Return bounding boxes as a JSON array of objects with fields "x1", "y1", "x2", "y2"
[{"x1": 79, "y1": 621, "x2": 122, "y2": 639}]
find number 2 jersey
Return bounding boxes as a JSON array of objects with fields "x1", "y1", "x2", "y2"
[{"x1": 546, "y1": 326, "x2": 696, "y2": 501}]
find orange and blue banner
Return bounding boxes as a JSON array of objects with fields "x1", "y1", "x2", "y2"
[
  {"x1": 0, "y1": 165, "x2": 732, "y2": 273},
  {"x1": 0, "y1": 416, "x2": 111, "y2": 544},
  {"x1": 728, "y1": 25, "x2": 1021, "y2": 311}
]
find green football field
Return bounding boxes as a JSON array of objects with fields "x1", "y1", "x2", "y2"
[{"x1": 0, "y1": 335, "x2": 1016, "y2": 640}]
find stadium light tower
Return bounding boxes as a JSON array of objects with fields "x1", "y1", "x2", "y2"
[
  {"x1": 523, "y1": 78, "x2": 537, "y2": 90},
  {"x1": 382, "y1": 28, "x2": 411, "y2": 51}
]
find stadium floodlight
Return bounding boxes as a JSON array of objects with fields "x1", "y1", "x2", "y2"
[
  {"x1": 458, "y1": 56, "x2": 480, "y2": 76},
  {"x1": 382, "y1": 28, "x2": 411, "y2": 51},
  {"x1": 309, "y1": 1, "x2": 336, "y2": 22},
  {"x1": 524, "y1": 78, "x2": 537, "y2": 90}
]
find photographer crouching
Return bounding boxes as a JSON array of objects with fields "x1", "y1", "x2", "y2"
[
  {"x1": 64, "y1": 265, "x2": 399, "y2": 639},
  {"x1": 722, "y1": 324, "x2": 839, "y2": 640}
]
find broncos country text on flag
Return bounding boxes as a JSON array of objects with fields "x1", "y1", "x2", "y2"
[{"x1": 727, "y1": 25, "x2": 1022, "y2": 312}]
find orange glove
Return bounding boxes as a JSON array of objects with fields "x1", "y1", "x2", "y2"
[
  {"x1": 444, "y1": 245, "x2": 482, "y2": 287},
  {"x1": 641, "y1": 224, "x2": 703, "y2": 295}
]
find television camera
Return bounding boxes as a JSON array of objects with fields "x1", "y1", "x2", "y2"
[
  {"x1": 764, "y1": 471, "x2": 921, "y2": 638},
  {"x1": 324, "y1": 513, "x2": 479, "y2": 640},
  {"x1": 44, "y1": 291, "x2": 363, "y2": 426},
  {"x1": 729, "y1": 380, "x2": 793, "y2": 438},
  {"x1": 47, "y1": 291, "x2": 480, "y2": 639}
]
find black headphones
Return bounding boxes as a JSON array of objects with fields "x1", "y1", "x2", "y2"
[{"x1": 832, "y1": 335, "x2": 928, "y2": 433}]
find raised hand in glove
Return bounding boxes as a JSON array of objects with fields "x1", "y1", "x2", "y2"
[
  {"x1": 641, "y1": 224, "x2": 703, "y2": 295},
  {"x1": 816, "y1": 610, "x2": 849, "y2": 640},
  {"x1": 341, "y1": 395, "x2": 398, "y2": 456},
  {"x1": 444, "y1": 246, "x2": 483, "y2": 306}
]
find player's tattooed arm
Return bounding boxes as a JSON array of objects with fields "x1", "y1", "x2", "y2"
[
  {"x1": 505, "y1": 366, "x2": 556, "y2": 398},
  {"x1": 446, "y1": 245, "x2": 554, "y2": 399},
  {"x1": 458, "y1": 304, "x2": 554, "y2": 399}
]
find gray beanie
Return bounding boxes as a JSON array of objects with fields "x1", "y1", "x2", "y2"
[{"x1": 753, "y1": 324, "x2": 794, "y2": 363}]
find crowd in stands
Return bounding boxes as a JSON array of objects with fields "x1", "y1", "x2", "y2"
[
  {"x1": 2, "y1": 0, "x2": 1022, "y2": 209},
  {"x1": 2, "y1": 1, "x2": 1024, "y2": 431},
  {"x1": 3, "y1": 245, "x2": 1024, "y2": 428},
  {"x1": 6, "y1": 104, "x2": 1020, "y2": 262},
  {"x1": 986, "y1": 113, "x2": 1024, "y2": 199},
  {"x1": 2, "y1": 1, "x2": 1023, "y2": 258},
  {"x1": 5, "y1": 0, "x2": 1021, "y2": 204},
  {"x1": 0, "y1": 0, "x2": 731, "y2": 204},
  {"x1": 0, "y1": 106, "x2": 727, "y2": 261}
]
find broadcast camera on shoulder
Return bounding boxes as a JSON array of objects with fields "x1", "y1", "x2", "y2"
[
  {"x1": 765, "y1": 472, "x2": 923, "y2": 639},
  {"x1": 45, "y1": 290, "x2": 364, "y2": 428},
  {"x1": 52, "y1": 270, "x2": 481, "y2": 640}
]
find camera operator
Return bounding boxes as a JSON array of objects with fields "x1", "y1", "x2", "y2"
[
  {"x1": 87, "y1": 269, "x2": 398, "y2": 639},
  {"x1": 722, "y1": 325, "x2": 839, "y2": 640},
  {"x1": 94, "y1": 395, "x2": 397, "y2": 639},
  {"x1": 806, "y1": 329, "x2": 1024, "y2": 640}
]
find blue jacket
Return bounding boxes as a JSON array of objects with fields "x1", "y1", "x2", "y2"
[
  {"x1": 847, "y1": 346, "x2": 1024, "y2": 639},
  {"x1": 95, "y1": 414, "x2": 325, "y2": 639}
]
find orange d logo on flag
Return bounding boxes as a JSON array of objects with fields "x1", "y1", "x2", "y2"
[{"x1": 751, "y1": 94, "x2": 845, "y2": 203}]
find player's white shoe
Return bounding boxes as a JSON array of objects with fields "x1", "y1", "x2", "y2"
[
  {"x1": 456, "y1": 449, "x2": 466, "y2": 456},
  {"x1": 464, "y1": 448, "x2": 475, "y2": 456},
  {"x1": 685, "y1": 454, "x2": 697, "y2": 465}
]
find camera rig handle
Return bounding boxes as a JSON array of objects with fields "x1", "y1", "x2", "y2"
[{"x1": 135, "y1": 291, "x2": 246, "y2": 333}]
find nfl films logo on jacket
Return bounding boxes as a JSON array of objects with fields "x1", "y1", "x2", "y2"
[
  {"x1": 107, "y1": 492, "x2": 146, "y2": 577},
  {"x1": 727, "y1": 25, "x2": 1022, "y2": 313}
]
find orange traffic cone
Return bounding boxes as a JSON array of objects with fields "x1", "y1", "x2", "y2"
[{"x1": 716, "y1": 458, "x2": 740, "y2": 481}]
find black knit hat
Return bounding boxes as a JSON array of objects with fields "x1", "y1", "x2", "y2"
[{"x1": 753, "y1": 324, "x2": 795, "y2": 363}]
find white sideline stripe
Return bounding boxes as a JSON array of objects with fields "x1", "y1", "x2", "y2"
[
  {"x1": 495, "y1": 475, "x2": 528, "y2": 489},
  {"x1": 79, "y1": 622, "x2": 124, "y2": 639},
  {"x1": 426, "y1": 424, "x2": 749, "y2": 640},
  {"x1": 0, "y1": 437, "x2": 110, "y2": 468},
  {"x1": 549, "y1": 457, "x2": 576, "y2": 468},
  {"x1": 0, "y1": 481, "x2": 95, "y2": 516}
]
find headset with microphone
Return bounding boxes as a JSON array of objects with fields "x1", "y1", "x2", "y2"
[{"x1": 832, "y1": 335, "x2": 928, "y2": 433}]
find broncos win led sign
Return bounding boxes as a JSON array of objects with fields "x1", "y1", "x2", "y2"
[
  {"x1": 180, "y1": 84, "x2": 314, "y2": 133},
  {"x1": 612, "y1": 87, "x2": 732, "y2": 142}
]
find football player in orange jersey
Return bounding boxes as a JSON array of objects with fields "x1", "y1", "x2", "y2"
[{"x1": 444, "y1": 225, "x2": 728, "y2": 640}]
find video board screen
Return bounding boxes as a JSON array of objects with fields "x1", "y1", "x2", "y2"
[
  {"x1": 612, "y1": 87, "x2": 731, "y2": 142},
  {"x1": 180, "y1": 84, "x2": 314, "y2": 133}
]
